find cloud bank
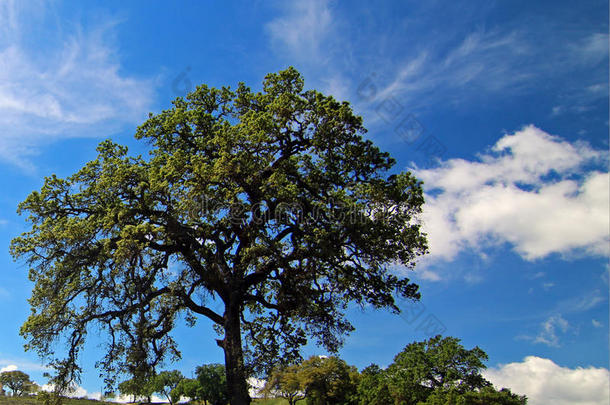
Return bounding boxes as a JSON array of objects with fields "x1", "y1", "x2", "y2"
[
  {"x1": 415, "y1": 125, "x2": 609, "y2": 263},
  {"x1": 484, "y1": 356, "x2": 610, "y2": 405}
]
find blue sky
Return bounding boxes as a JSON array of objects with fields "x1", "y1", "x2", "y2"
[{"x1": 0, "y1": 1, "x2": 608, "y2": 404}]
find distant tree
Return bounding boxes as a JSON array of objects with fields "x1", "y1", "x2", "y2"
[
  {"x1": 300, "y1": 356, "x2": 360, "y2": 405},
  {"x1": 356, "y1": 364, "x2": 392, "y2": 405},
  {"x1": 118, "y1": 375, "x2": 155, "y2": 403},
  {"x1": 418, "y1": 386, "x2": 527, "y2": 405},
  {"x1": 0, "y1": 371, "x2": 36, "y2": 396},
  {"x1": 12, "y1": 67, "x2": 427, "y2": 405},
  {"x1": 196, "y1": 364, "x2": 228, "y2": 405},
  {"x1": 263, "y1": 356, "x2": 360, "y2": 405},
  {"x1": 150, "y1": 370, "x2": 183, "y2": 404},
  {"x1": 386, "y1": 335, "x2": 491, "y2": 404},
  {"x1": 262, "y1": 364, "x2": 305, "y2": 405},
  {"x1": 171, "y1": 378, "x2": 203, "y2": 404}
]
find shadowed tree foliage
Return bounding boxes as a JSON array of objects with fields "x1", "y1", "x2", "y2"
[
  {"x1": 195, "y1": 364, "x2": 228, "y2": 405},
  {"x1": 356, "y1": 364, "x2": 392, "y2": 405},
  {"x1": 170, "y1": 378, "x2": 203, "y2": 404},
  {"x1": 418, "y1": 386, "x2": 528, "y2": 405},
  {"x1": 11, "y1": 67, "x2": 427, "y2": 405}
]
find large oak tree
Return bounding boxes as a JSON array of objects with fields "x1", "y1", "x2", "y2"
[{"x1": 11, "y1": 67, "x2": 427, "y2": 404}]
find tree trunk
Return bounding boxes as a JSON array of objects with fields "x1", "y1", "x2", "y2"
[{"x1": 222, "y1": 302, "x2": 251, "y2": 405}]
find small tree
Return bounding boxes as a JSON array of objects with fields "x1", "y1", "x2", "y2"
[
  {"x1": 196, "y1": 364, "x2": 228, "y2": 405},
  {"x1": 0, "y1": 371, "x2": 36, "y2": 396},
  {"x1": 387, "y1": 335, "x2": 491, "y2": 404},
  {"x1": 264, "y1": 356, "x2": 359, "y2": 405},
  {"x1": 171, "y1": 378, "x2": 203, "y2": 404},
  {"x1": 262, "y1": 364, "x2": 305, "y2": 405},
  {"x1": 151, "y1": 370, "x2": 184, "y2": 405},
  {"x1": 118, "y1": 376, "x2": 155, "y2": 403},
  {"x1": 299, "y1": 356, "x2": 359, "y2": 405}
]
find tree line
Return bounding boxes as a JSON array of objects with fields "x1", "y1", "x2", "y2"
[
  {"x1": 116, "y1": 335, "x2": 527, "y2": 405},
  {"x1": 0, "y1": 335, "x2": 527, "y2": 404}
]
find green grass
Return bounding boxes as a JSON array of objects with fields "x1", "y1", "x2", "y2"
[{"x1": 252, "y1": 399, "x2": 289, "y2": 405}]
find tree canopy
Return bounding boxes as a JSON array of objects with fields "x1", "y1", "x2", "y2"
[
  {"x1": 263, "y1": 356, "x2": 359, "y2": 405},
  {"x1": 171, "y1": 378, "x2": 203, "y2": 404},
  {"x1": 195, "y1": 364, "x2": 228, "y2": 405},
  {"x1": 0, "y1": 371, "x2": 37, "y2": 396},
  {"x1": 11, "y1": 67, "x2": 427, "y2": 404},
  {"x1": 385, "y1": 335, "x2": 491, "y2": 404},
  {"x1": 151, "y1": 370, "x2": 184, "y2": 405},
  {"x1": 418, "y1": 387, "x2": 527, "y2": 405}
]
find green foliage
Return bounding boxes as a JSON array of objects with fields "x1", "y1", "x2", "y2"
[
  {"x1": 417, "y1": 387, "x2": 527, "y2": 405},
  {"x1": 150, "y1": 370, "x2": 184, "y2": 404},
  {"x1": 264, "y1": 356, "x2": 359, "y2": 405},
  {"x1": 195, "y1": 364, "x2": 228, "y2": 405},
  {"x1": 11, "y1": 67, "x2": 427, "y2": 404},
  {"x1": 386, "y1": 335, "x2": 491, "y2": 404},
  {"x1": 355, "y1": 364, "x2": 391, "y2": 405},
  {"x1": 35, "y1": 392, "x2": 62, "y2": 405},
  {"x1": 0, "y1": 371, "x2": 37, "y2": 396},
  {"x1": 262, "y1": 364, "x2": 305, "y2": 405},
  {"x1": 170, "y1": 378, "x2": 203, "y2": 404},
  {"x1": 118, "y1": 374, "x2": 155, "y2": 403}
]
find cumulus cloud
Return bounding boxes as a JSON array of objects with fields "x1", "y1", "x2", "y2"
[
  {"x1": 414, "y1": 125, "x2": 609, "y2": 263},
  {"x1": 484, "y1": 356, "x2": 610, "y2": 405},
  {"x1": 0, "y1": 364, "x2": 18, "y2": 372},
  {"x1": 0, "y1": 2, "x2": 155, "y2": 170}
]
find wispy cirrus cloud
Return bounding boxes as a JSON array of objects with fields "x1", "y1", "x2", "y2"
[
  {"x1": 533, "y1": 315, "x2": 570, "y2": 347},
  {"x1": 266, "y1": 1, "x2": 607, "y2": 123},
  {"x1": 265, "y1": 0, "x2": 333, "y2": 60},
  {"x1": 0, "y1": 2, "x2": 155, "y2": 171},
  {"x1": 367, "y1": 28, "x2": 608, "y2": 120}
]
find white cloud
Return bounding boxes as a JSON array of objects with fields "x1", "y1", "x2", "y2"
[
  {"x1": 0, "y1": 364, "x2": 18, "y2": 372},
  {"x1": 534, "y1": 315, "x2": 569, "y2": 347},
  {"x1": 574, "y1": 33, "x2": 609, "y2": 66},
  {"x1": 0, "y1": 2, "x2": 155, "y2": 170},
  {"x1": 542, "y1": 282, "x2": 555, "y2": 291},
  {"x1": 266, "y1": 0, "x2": 332, "y2": 59},
  {"x1": 418, "y1": 269, "x2": 442, "y2": 282},
  {"x1": 484, "y1": 356, "x2": 610, "y2": 405},
  {"x1": 414, "y1": 125, "x2": 609, "y2": 262}
]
